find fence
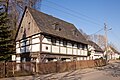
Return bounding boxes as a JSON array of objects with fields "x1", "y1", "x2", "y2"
[{"x1": 0, "y1": 59, "x2": 106, "y2": 78}]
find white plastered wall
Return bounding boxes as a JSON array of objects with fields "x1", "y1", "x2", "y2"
[
  {"x1": 60, "y1": 47, "x2": 66, "y2": 54},
  {"x1": 42, "y1": 37, "x2": 51, "y2": 52}
]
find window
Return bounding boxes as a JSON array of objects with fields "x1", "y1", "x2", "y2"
[
  {"x1": 46, "y1": 36, "x2": 51, "y2": 43},
  {"x1": 28, "y1": 22, "x2": 30, "y2": 30},
  {"x1": 73, "y1": 29, "x2": 78, "y2": 36},
  {"x1": 20, "y1": 39, "x2": 26, "y2": 47},
  {"x1": 63, "y1": 40, "x2": 67, "y2": 47},
  {"x1": 73, "y1": 29, "x2": 77, "y2": 35},
  {"x1": 59, "y1": 28, "x2": 61, "y2": 31},
  {"x1": 28, "y1": 39, "x2": 31, "y2": 45},
  {"x1": 52, "y1": 22, "x2": 61, "y2": 31},
  {"x1": 52, "y1": 38, "x2": 56, "y2": 45},
  {"x1": 55, "y1": 24, "x2": 59, "y2": 30},
  {"x1": 84, "y1": 45, "x2": 87, "y2": 49},
  {"x1": 72, "y1": 43, "x2": 74, "y2": 47},
  {"x1": 26, "y1": 39, "x2": 29, "y2": 45},
  {"x1": 46, "y1": 46, "x2": 48, "y2": 50},
  {"x1": 21, "y1": 26, "x2": 23, "y2": 33},
  {"x1": 82, "y1": 44, "x2": 85, "y2": 50},
  {"x1": 26, "y1": 11, "x2": 28, "y2": 17},
  {"x1": 77, "y1": 44, "x2": 80, "y2": 49}
]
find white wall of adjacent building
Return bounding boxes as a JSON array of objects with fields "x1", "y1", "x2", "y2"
[{"x1": 88, "y1": 45, "x2": 103, "y2": 60}]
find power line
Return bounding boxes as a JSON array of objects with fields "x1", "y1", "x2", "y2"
[
  {"x1": 110, "y1": 31, "x2": 120, "y2": 41},
  {"x1": 90, "y1": 28, "x2": 104, "y2": 35},
  {"x1": 41, "y1": 4, "x2": 103, "y2": 28},
  {"x1": 109, "y1": 31, "x2": 120, "y2": 51},
  {"x1": 46, "y1": 0, "x2": 101, "y2": 25}
]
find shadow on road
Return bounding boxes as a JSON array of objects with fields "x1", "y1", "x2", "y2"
[{"x1": 96, "y1": 61, "x2": 120, "y2": 77}]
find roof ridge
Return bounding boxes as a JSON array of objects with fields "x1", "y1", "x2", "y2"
[
  {"x1": 27, "y1": 7, "x2": 74, "y2": 26},
  {"x1": 27, "y1": 7, "x2": 88, "y2": 44}
]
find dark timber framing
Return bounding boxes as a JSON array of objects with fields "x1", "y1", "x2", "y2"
[{"x1": 15, "y1": 7, "x2": 89, "y2": 62}]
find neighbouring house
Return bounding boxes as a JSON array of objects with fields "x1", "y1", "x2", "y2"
[
  {"x1": 107, "y1": 46, "x2": 120, "y2": 60},
  {"x1": 14, "y1": 7, "x2": 89, "y2": 63},
  {"x1": 88, "y1": 40, "x2": 104, "y2": 60}
]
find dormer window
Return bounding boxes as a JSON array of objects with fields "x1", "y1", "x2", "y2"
[
  {"x1": 52, "y1": 22, "x2": 61, "y2": 31},
  {"x1": 59, "y1": 27, "x2": 62, "y2": 31},
  {"x1": 73, "y1": 29, "x2": 77, "y2": 35},
  {"x1": 73, "y1": 29, "x2": 78, "y2": 36},
  {"x1": 55, "y1": 24, "x2": 59, "y2": 30}
]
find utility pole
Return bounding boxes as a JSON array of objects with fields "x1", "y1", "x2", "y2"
[
  {"x1": 104, "y1": 23, "x2": 108, "y2": 51},
  {"x1": 104, "y1": 23, "x2": 108, "y2": 61},
  {"x1": 104, "y1": 23, "x2": 112, "y2": 61}
]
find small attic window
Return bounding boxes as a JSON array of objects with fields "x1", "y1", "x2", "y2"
[
  {"x1": 21, "y1": 26, "x2": 23, "y2": 33},
  {"x1": 59, "y1": 28, "x2": 61, "y2": 31},
  {"x1": 73, "y1": 29, "x2": 77, "y2": 35},
  {"x1": 28, "y1": 22, "x2": 30, "y2": 30},
  {"x1": 26, "y1": 11, "x2": 28, "y2": 17},
  {"x1": 55, "y1": 24, "x2": 59, "y2": 30},
  {"x1": 52, "y1": 22, "x2": 61, "y2": 31},
  {"x1": 76, "y1": 34, "x2": 78, "y2": 36}
]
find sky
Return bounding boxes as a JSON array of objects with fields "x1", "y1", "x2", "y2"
[{"x1": 37, "y1": 0, "x2": 120, "y2": 51}]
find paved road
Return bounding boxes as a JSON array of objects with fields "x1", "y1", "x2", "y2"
[{"x1": 1, "y1": 61, "x2": 120, "y2": 80}]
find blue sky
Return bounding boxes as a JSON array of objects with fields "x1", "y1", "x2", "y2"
[{"x1": 37, "y1": 0, "x2": 120, "y2": 50}]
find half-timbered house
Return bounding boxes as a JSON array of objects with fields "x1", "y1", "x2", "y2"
[
  {"x1": 15, "y1": 7, "x2": 88, "y2": 63},
  {"x1": 88, "y1": 41, "x2": 104, "y2": 60},
  {"x1": 107, "y1": 46, "x2": 120, "y2": 60}
]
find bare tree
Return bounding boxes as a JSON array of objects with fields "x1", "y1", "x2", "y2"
[
  {"x1": 79, "y1": 28, "x2": 106, "y2": 50},
  {"x1": 6, "y1": 0, "x2": 42, "y2": 39},
  {"x1": 0, "y1": 0, "x2": 42, "y2": 54},
  {"x1": 91, "y1": 34, "x2": 106, "y2": 49}
]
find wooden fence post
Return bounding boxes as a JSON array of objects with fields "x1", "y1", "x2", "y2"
[
  {"x1": 36, "y1": 62, "x2": 39, "y2": 74},
  {"x1": 12, "y1": 62, "x2": 15, "y2": 76},
  {"x1": 5, "y1": 62, "x2": 7, "y2": 77},
  {"x1": 56, "y1": 61, "x2": 59, "y2": 73},
  {"x1": 75, "y1": 61, "x2": 76, "y2": 70},
  {"x1": 3, "y1": 62, "x2": 5, "y2": 77}
]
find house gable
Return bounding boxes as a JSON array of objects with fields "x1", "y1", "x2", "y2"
[
  {"x1": 27, "y1": 7, "x2": 88, "y2": 44},
  {"x1": 16, "y1": 8, "x2": 41, "y2": 41},
  {"x1": 88, "y1": 40, "x2": 103, "y2": 52}
]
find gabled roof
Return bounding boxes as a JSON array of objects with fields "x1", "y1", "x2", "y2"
[
  {"x1": 88, "y1": 40, "x2": 103, "y2": 52},
  {"x1": 109, "y1": 46, "x2": 119, "y2": 53},
  {"x1": 26, "y1": 7, "x2": 88, "y2": 44}
]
